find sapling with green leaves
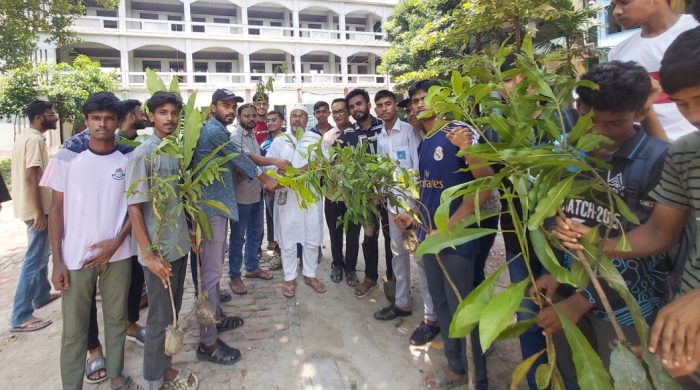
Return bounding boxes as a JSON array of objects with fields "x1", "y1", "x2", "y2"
[{"x1": 416, "y1": 39, "x2": 681, "y2": 389}]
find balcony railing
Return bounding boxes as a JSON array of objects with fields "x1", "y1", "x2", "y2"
[
  {"x1": 299, "y1": 73, "x2": 343, "y2": 84},
  {"x1": 128, "y1": 72, "x2": 186, "y2": 85},
  {"x1": 193, "y1": 72, "x2": 246, "y2": 85},
  {"x1": 72, "y1": 16, "x2": 388, "y2": 43},
  {"x1": 348, "y1": 74, "x2": 387, "y2": 85},
  {"x1": 124, "y1": 71, "x2": 389, "y2": 88}
]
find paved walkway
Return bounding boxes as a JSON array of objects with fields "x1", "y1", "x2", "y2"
[{"x1": 0, "y1": 202, "x2": 521, "y2": 389}]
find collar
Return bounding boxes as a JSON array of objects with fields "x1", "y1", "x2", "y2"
[
  {"x1": 148, "y1": 134, "x2": 163, "y2": 143},
  {"x1": 382, "y1": 118, "x2": 404, "y2": 135},
  {"x1": 23, "y1": 127, "x2": 45, "y2": 137},
  {"x1": 236, "y1": 124, "x2": 254, "y2": 136},
  {"x1": 612, "y1": 125, "x2": 647, "y2": 161},
  {"x1": 355, "y1": 116, "x2": 382, "y2": 132}
]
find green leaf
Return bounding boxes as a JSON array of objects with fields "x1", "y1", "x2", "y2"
[
  {"x1": 451, "y1": 70, "x2": 464, "y2": 95},
  {"x1": 450, "y1": 263, "x2": 508, "y2": 338},
  {"x1": 528, "y1": 176, "x2": 574, "y2": 231},
  {"x1": 450, "y1": 302, "x2": 486, "y2": 338},
  {"x1": 609, "y1": 343, "x2": 653, "y2": 390},
  {"x1": 614, "y1": 228, "x2": 631, "y2": 252},
  {"x1": 575, "y1": 133, "x2": 614, "y2": 153},
  {"x1": 613, "y1": 193, "x2": 640, "y2": 225},
  {"x1": 479, "y1": 279, "x2": 529, "y2": 349},
  {"x1": 511, "y1": 349, "x2": 545, "y2": 390},
  {"x1": 145, "y1": 68, "x2": 167, "y2": 94},
  {"x1": 535, "y1": 363, "x2": 552, "y2": 390},
  {"x1": 496, "y1": 317, "x2": 538, "y2": 341},
  {"x1": 556, "y1": 307, "x2": 613, "y2": 390},
  {"x1": 529, "y1": 229, "x2": 575, "y2": 286},
  {"x1": 201, "y1": 200, "x2": 231, "y2": 217},
  {"x1": 415, "y1": 227, "x2": 498, "y2": 257},
  {"x1": 522, "y1": 35, "x2": 534, "y2": 58},
  {"x1": 568, "y1": 113, "x2": 593, "y2": 144},
  {"x1": 168, "y1": 76, "x2": 180, "y2": 94}
]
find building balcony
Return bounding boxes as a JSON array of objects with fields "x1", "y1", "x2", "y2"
[{"x1": 125, "y1": 71, "x2": 390, "y2": 88}]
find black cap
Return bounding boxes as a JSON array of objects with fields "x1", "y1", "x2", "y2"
[
  {"x1": 211, "y1": 88, "x2": 244, "y2": 104},
  {"x1": 397, "y1": 98, "x2": 410, "y2": 108}
]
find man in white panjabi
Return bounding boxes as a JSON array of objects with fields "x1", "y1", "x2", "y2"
[{"x1": 266, "y1": 104, "x2": 326, "y2": 298}]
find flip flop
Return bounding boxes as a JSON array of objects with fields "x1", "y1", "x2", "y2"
[
  {"x1": 84, "y1": 356, "x2": 108, "y2": 384},
  {"x1": 229, "y1": 278, "x2": 248, "y2": 295},
  {"x1": 10, "y1": 317, "x2": 52, "y2": 333},
  {"x1": 303, "y1": 277, "x2": 327, "y2": 294},
  {"x1": 281, "y1": 282, "x2": 296, "y2": 298},
  {"x1": 245, "y1": 268, "x2": 273, "y2": 280},
  {"x1": 216, "y1": 316, "x2": 244, "y2": 333},
  {"x1": 163, "y1": 368, "x2": 199, "y2": 390}
]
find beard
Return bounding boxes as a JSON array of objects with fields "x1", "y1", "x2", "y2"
[
  {"x1": 216, "y1": 112, "x2": 234, "y2": 125},
  {"x1": 352, "y1": 109, "x2": 369, "y2": 122},
  {"x1": 134, "y1": 118, "x2": 148, "y2": 130},
  {"x1": 41, "y1": 117, "x2": 58, "y2": 130}
]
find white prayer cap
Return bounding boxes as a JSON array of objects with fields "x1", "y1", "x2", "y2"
[{"x1": 290, "y1": 104, "x2": 309, "y2": 116}]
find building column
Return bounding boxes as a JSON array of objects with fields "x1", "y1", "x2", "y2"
[
  {"x1": 366, "y1": 15, "x2": 373, "y2": 34},
  {"x1": 185, "y1": 41, "x2": 193, "y2": 88},
  {"x1": 339, "y1": 12, "x2": 346, "y2": 40},
  {"x1": 241, "y1": 0, "x2": 249, "y2": 36},
  {"x1": 381, "y1": 16, "x2": 387, "y2": 38},
  {"x1": 341, "y1": 55, "x2": 348, "y2": 84},
  {"x1": 329, "y1": 54, "x2": 336, "y2": 75},
  {"x1": 118, "y1": 0, "x2": 126, "y2": 33},
  {"x1": 119, "y1": 37, "x2": 129, "y2": 90},
  {"x1": 292, "y1": 10, "x2": 299, "y2": 39},
  {"x1": 368, "y1": 53, "x2": 376, "y2": 75},
  {"x1": 183, "y1": 0, "x2": 192, "y2": 33},
  {"x1": 243, "y1": 43, "x2": 251, "y2": 84},
  {"x1": 293, "y1": 45, "x2": 301, "y2": 84}
]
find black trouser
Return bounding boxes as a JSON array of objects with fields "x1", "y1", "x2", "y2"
[
  {"x1": 325, "y1": 199, "x2": 354, "y2": 271},
  {"x1": 346, "y1": 207, "x2": 391, "y2": 282},
  {"x1": 87, "y1": 256, "x2": 144, "y2": 350}
]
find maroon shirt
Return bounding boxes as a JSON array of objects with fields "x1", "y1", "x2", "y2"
[{"x1": 252, "y1": 121, "x2": 269, "y2": 146}]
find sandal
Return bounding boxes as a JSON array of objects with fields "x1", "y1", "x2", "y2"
[
  {"x1": 425, "y1": 367, "x2": 467, "y2": 390},
  {"x1": 216, "y1": 316, "x2": 244, "y2": 333},
  {"x1": 84, "y1": 356, "x2": 108, "y2": 384},
  {"x1": 111, "y1": 375, "x2": 143, "y2": 390},
  {"x1": 11, "y1": 317, "x2": 52, "y2": 333},
  {"x1": 229, "y1": 277, "x2": 247, "y2": 295},
  {"x1": 345, "y1": 270, "x2": 359, "y2": 287},
  {"x1": 281, "y1": 281, "x2": 296, "y2": 298},
  {"x1": 304, "y1": 276, "x2": 327, "y2": 294},
  {"x1": 245, "y1": 268, "x2": 273, "y2": 280},
  {"x1": 163, "y1": 369, "x2": 199, "y2": 390},
  {"x1": 330, "y1": 267, "x2": 343, "y2": 283},
  {"x1": 196, "y1": 338, "x2": 241, "y2": 365}
]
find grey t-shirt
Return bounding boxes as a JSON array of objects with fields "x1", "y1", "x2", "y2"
[
  {"x1": 230, "y1": 125, "x2": 263, "y2": 204},
  {"x1": 125, "y1": 134, "x2": 191, "y2": 262}
]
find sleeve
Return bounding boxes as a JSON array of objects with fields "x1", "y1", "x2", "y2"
[
  {"x1": 39, "y1": 150, "x2": 72, "y2": 193},
  {"x1": 210, "y1": 127, "x2": 258, "y2": 179},
  {"x1": 62, "y1": 129, "x2": 90, "y2": 153},
  {"x1": 230, "y1": 128, "x2": 243, "y2": 150},
  {"x1": 125, "y1": 149, "x2": 151, "y2": 206},
  {"x1": 409, "y1": 126, "x2": 421, "y2": 172},
  {"x1": 24, "y1": 137, "x2": 46, "y2": 168},
  {"x1": 649, "y1": 148, "x2": 692, "y2": 210},
  {"x1": 0, "y1": 173, "x2": 10, "y2": 202}
]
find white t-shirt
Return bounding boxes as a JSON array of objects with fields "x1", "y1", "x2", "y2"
[
  {"x1": 609, "y1": 14, "x2": 699, "y2": 141},
  {"x1": 40, "y1": 148, "x2": 132, "y2": 270}
]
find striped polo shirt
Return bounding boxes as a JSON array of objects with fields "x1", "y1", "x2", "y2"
[{"x1": 649, "y1": 131, "x2": 700, "y2": 294}]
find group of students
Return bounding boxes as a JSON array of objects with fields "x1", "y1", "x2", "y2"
[{"x1": 5, "y1": 1, "x2": 700, "y2": 389}]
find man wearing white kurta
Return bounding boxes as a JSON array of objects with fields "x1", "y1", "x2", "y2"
[
  {"x1": 266, "y1": 105, "x2": 325, "y2": 297},
  {"x1": 372, "y1": 91, "x2": 422, "y2": 321}
]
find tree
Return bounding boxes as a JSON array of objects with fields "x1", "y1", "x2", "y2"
[
  {"x1": 0, "y1": 54, "x2": 119, "y2": 141},
  {"x1": 0, "y1": 0, "x2": 118, "y2": 72}
]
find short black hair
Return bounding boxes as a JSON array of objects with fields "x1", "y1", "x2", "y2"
[
  {"x1": 374, "y1": 90, "x2": 396, "y2": 102},
  {"x1": 25, "y1": 100, "x2": 54, "y2": 122},
  {"x1": 313, "y1": 101, "x2": 329, "y2": 111},
  {"x1": 408, "y1": 79, "x2": 441, "y2": 99},
  {"x1": 660, "y1": 27, "x2": 700, "y2": 95},
  {"x1": 145, "y1": 92, "x2": 182, "y2": 113},
  {"x1": 500, "y1": 52, "x2": 520, "y2": 72},
  {"x1": 331, "y1": 98, "x2": 348, "y2": 108},
  {"x1": 238, "y1": 102, "x2": 254, "y2": 116},
  {"x1": 692, "y1": 0, "x2": 700, "y2": 23},
  {"x1": 252, "y1": 92, "x2": 269, "y2": 103},
  {"x1": 576, "y1": 61, "x2": 650, "y2": 113},
  {"x1": 346, "y1": 88, "x2": 370, "y2": 104},
  {"x1": 82, "y1": 92, "x2": 121, "y2": 117},
  {"x1": 267, "y1": 110, "x2": 285, "y2": 121},
  {"x1": 119, "y1": 99, "x2": 142, "y2": 122}
]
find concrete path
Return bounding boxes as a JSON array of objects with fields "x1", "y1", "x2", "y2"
[{"x1": 0, "y1": 201, "x2": 522, "y2": 389}]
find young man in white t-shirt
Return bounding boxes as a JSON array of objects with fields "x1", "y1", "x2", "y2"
[
  {"x1": 608, "y1": 0, "x2": 699, "y2": 141},
  {"x1": 42, "y1": 92, "x2": 139, "y2": 390}
]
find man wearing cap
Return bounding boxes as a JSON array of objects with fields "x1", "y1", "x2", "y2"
[
  {"x1": 267, "y1": 104, "x2": 326, "y2": 297},
  {"x1": 192, "y1": 88, "x2": 278, "y2": 365}
]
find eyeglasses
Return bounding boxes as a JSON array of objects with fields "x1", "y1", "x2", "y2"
[
  {"x1": 331, "y1": 110, "x2": 347, "y2": 116},
  {"x1": 41, "y1": 113, "x2": 58, "y2": 119}
]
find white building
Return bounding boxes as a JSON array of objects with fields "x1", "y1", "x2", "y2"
[{"x1": 40, "y1": 0, "x2": 399, "y2": 109}]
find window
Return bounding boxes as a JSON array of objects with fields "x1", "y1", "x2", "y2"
[
  {"x1": 249, "y1": 19, "x2": 263, "y2": 35},
  {"x1": 213, "y1": 18, "x2": 229, "y2": 24},
  {"x1": 215, "y1": 62, "x2": 232, "y2": 73},
  {"x1": 194, "y1": 62, "x2": 208, "y2": 72},
  {"x1": 142, "y1": 61, "x2": 161, "y2": 72},
  {"x1": 140, "y1": 13, "x2": 158, "y2": 20},
  {"x1": 99, "y1": 59, "x2": 120, "y2": 68},
  {"x1": 270, "y1": 21, "x2": 282, "y2": 27},
  {"x1": 357, "y1": 65, "x2": 368, "y2": 74},
  {"x1": 96, "y1": 9, "x2": 118, "y2": 28},
  {"x1": 308, "y1": 23, "x2": 322, "y2": 30},
  {"x1": 271, "y1": 63, "x2": 285, "y2": 73},
  {"x1": 192, "y1": 16, "x2": 206, "y2": 33},
  {"x1": 168, "y1": 15, "x2": 183, "y2": 32},
  {"x1": 169, "y1": 61, "x2": 185, "y2": 72},
  {"x1": 250, "y1": 63, "x2": 266, "y2": 73},
  {"x1": 309, "y1": 64, "x2": 324, "y2": 73}
]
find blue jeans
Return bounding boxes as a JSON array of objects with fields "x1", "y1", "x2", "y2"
[
  {"x1": 507, "y1": 252, "x2": 547, "y2": 390},
  {"x1": 228, "y1": 200, "x2": 264, "y2": 279},
  {"x1": 11, "y1": 219, "x2": 52, "y2": 327}
]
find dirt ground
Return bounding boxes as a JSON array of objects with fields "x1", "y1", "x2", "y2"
[{"x1": 0, "y1": 201, "x2": 523, "y2": 389}]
